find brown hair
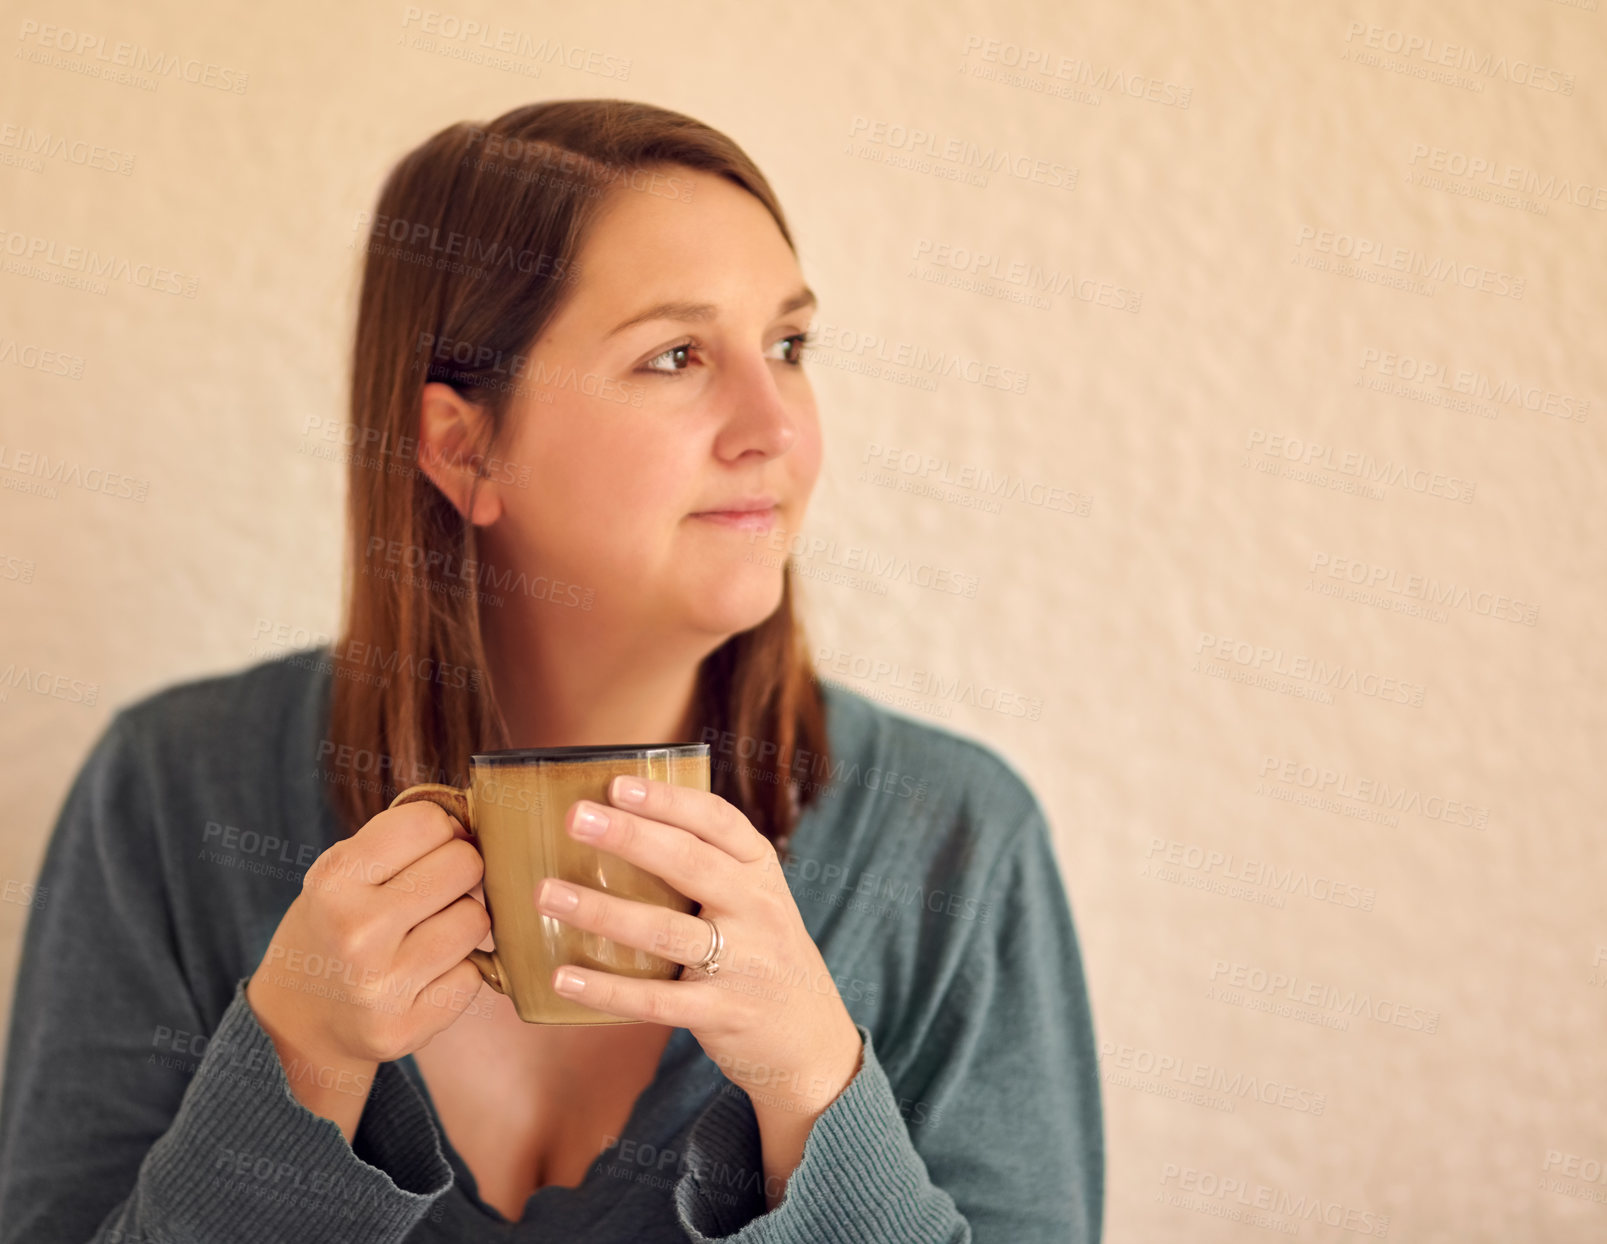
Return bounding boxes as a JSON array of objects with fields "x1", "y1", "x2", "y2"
[{"x1": 325, "y1": 100, "x2": 828, "y2": 850}]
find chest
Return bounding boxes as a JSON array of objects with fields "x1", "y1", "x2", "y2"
[{"x1": 410, "y1": 1012, "x2": 675, "y2": 1222}]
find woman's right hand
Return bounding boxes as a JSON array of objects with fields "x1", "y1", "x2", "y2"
[{"x1": 244, "y1": 800, "x2": 491, "y2": 1141}]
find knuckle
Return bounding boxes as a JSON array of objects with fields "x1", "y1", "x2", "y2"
[
  {"x1": 582, "y1": 976, "x2": 610, "y2": 1012},
  {"x1": 640, "y1": 987, "x2": 670, "y2": 1023},
  {"x1": 322, "y1": 897, "x2": 359, "y2": 939},
  {"x1": 393, "y1": 800, "x2": 449, "y2": 834},
  {"x1": 574, "y1": 886, "x2": 606, "y2": 926},
  {"x1": 657, "y1": 914, "x2": 686, "y2": 959},
  {"x1": 753, "y1": 868, "x2": 790, "y2": 911},
  {"x1": 752, "y1": 898, "x2": 790, "y2": 939},
  {"x1": 447, "y1": 837, "x2": 485, "y2": 880},
  {"x1": 665, "y1": 912, "x2": 691, "y2": 964},
  {"x1": 327, "y1": 904, "x2": 379, "y2": 959},
  {"x1": 306, "y1": 841, "x2": 346, "y2": 885}
]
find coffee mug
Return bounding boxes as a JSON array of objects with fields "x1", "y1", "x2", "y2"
[{"x1": 388, "y1": 742, "x2": 708, "y2": 1024}]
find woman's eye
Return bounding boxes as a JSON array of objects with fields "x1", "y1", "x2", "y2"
[
  {"x1": 642, "y1": 343, "x2": 694, "y2": 374},
  {"x1": 642, "y1": 332, "x2": 813, "y2": 375},
  {"x1": 770, "y1": 332, "x2": 814, "y2": 366}
]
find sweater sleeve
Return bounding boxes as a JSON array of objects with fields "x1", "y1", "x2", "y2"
[
  {"x1": 671, "y1": 804, "x2": 1105, "y2": 1243},
  {"x1": 0, "y1": 710, "x2": 454, "y2": 1244}
]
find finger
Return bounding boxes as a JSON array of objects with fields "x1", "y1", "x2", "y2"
[
  {"x1": 551, "y1": 965, "x2": 702, "y2": 1027},
  {"x1": 396, "y1": 894, "x2": 492, "y2": 991},
  {"x1": 408, "y1": 957, "x2": 488, "y2": 1034},
  {"x1": 536, "y1": 879, "x2": 717, "y2": 967},
  {"x1": 337, "y1": 800, "x2": 469, "y2": 887},
  {"x1": 384, "y1": 837, "x2": 484, "y2": 924},
  {"x1": 568, "y1": 800, "x2": 739, "y2": 901},
  {"x1": 604, "y1": 777, "x2": 769, "y2": 864}
]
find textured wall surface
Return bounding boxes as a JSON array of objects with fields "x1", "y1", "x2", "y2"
[{"x1": 2, "y1": 1, "x2": 1604, "y2": 1239}]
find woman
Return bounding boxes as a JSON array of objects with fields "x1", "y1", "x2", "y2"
[{"x1": 0, "y1": 100, "x2": 1103, "y2": 1242}]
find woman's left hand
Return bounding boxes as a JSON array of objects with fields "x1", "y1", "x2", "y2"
[{"x1": 533, "y1": 774, "x2": 865, "y2": 1190}]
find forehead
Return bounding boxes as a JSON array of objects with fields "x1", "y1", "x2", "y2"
[{"x1": 563, "y1": 167, "x2": 800, "y2": 323}]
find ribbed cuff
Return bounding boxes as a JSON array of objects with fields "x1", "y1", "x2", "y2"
[
  {"x1": 139, "y1": 979, "x2": 452, "y2": 1244},
  {"x1": 674, "y1": 1026, "x2": 965, "y2": 1243}
]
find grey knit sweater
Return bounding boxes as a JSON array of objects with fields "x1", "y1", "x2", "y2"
[{"x1": 0, "y1": 649, "x2": 1102, "y2": 1242}]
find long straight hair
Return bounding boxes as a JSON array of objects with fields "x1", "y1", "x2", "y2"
[{"x1": 325, "y1": 100, "x2": 828, "y2": 850}]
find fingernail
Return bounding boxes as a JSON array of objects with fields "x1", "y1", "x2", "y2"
[
  {"x1": 570, "y1": 803, "x2": 609, "y2": 838},
  {"x1": 538, "y1": 879, "x2": 578, "y2": 913},
  {"x1": 554, "y1": 967, "x2": 585, "y2": 995},
  {"x1": 612, "y1": 776, "x2": 646, "y2": 804}
]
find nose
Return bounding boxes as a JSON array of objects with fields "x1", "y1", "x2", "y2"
[{"x1": 711, "y1": 349, "x2": 801, "y2": 462}]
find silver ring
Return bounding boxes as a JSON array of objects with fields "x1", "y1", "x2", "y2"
[{"x1": 686, "y1": 916, "x2": 725, "y2": 977}]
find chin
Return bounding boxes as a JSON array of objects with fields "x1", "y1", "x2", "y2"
[{"x1": 687, "y1": 563, "x2": 787, "y2": 636}]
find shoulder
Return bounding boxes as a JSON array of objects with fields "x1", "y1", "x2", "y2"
[
  {"x1": 34, "y1": 651, "x2": 339, "y2": 1028},
  {"x1": 794, "y1": 681, "x2": 1075, "y2": 1060},
  {"x1": 106, "y1": 647, "x2": 330, "y2": 766},
  {"x1": 70, "y1": 648, "x2": 334, "y2": 835},
  {"x1": 814, "y1": 677, "x2": 1044, "y2": 828},
  {"x1": 796, "y1": 679, "x2": 1050, "y2": 900},
  {"x1": 44, "y1": 650, "x2": 338, "y2": 935}
]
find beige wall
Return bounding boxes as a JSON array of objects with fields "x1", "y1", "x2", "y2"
[{"x1": 3, "y1": 0, "x2": 1604, "y2": 1238}]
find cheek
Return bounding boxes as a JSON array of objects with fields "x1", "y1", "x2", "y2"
[{"x1": 509, "y1": 413, "x2": 694, "y2": 544}]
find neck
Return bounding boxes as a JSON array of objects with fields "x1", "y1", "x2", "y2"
[{"x1": 479, "y1": 602, "x2": 720, "y2": 750}]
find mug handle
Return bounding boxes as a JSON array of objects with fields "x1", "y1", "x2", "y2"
[{"x1": 388, "y1": 783, "x2": 508, "y2": 996}]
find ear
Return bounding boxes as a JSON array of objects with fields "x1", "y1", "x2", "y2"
[{"x1": 417, "y1": 382, "x2": 505, "y2": 527}]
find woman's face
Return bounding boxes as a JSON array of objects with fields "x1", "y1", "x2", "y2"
[{"x1": 477, "y1": 166, "x2": 822, "y2": 644}]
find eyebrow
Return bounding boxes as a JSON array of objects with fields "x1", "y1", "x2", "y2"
[{"x1": 604, "y1": 286, "x2": 817, "y2": 339}]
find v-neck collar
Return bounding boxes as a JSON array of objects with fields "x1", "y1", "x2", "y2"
[{"x1": 398, "y1": 1022, "x2": 703, "y2": 1229}]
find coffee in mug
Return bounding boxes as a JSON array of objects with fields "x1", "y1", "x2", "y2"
[{"x1": 389, "y1": 743, "x2": 708, "y2": 1024}]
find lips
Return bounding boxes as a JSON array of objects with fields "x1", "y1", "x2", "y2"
[
  {"x1": 691, "y1": 496, "x2": 779, "y2": 516},
  {"x1": 689, "y1": 498, "x2": 779, "y2": 531}
]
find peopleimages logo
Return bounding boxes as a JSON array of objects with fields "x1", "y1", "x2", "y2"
[
  {"x1": 14, "y1": 20, "x2": 250, "y2": 93},
  {"x1": 1208, "y1": 959, "x2": 1440, "y2": 1033},
  {"x1": 1293, "y1": 225, "x2": 1524, "y2": 299},
  {"x1": 0, "y1": 228, "x2": 199, "y2": 298},
  {"x1": 398, "y1": 8, "x2": 632, "y2": 79},
  {"x1": 1100, "y1": 1041, "x2": 1327, "y2": 1115},
  {"x1": 847, "y1": 116, "x2": 1077, "y2": 191},
  {"x1": 0, "y1": 663, "x2": 98, "y2": 705},
  {"x1": 960, "y1": 34, "x2": 1193, "y2": 108},
  {"x1": 1256, "y1": 756, "x2": 1489, "y2": 830},
  {"x1": 752, "y1": 531, "x2": 981, "y2": 598},
  {"x1": 1406, "y1": 143, "x2": 1607, "y2": 213},
  {"x1": 1307, "y1": 552, "x2": 1539, "y2": 626},
  {"x1": 0, "y1": 123, "x2": 136, "y2": 174},
  {"x1": 0, "y1": 336, "x2": 85, "y2": 379},
  {"x1": 814, "y1": 645, "x2": 1043, "y2": 720},
  {"x1": 1342, "y1": 21, "x2": 1575, "y2": 94},
  {"x1": 1356, "y1": 347, "x2": 1588, "y2": 423},
  {"x1": 820, "y1": 325, "x2": 1031, "y2": 394},
  {"x1": 1143, "y1": 837, "x2": 1377, "y2": 910},
  {"x1": 1194, "y1": 631, "x2": 1427, "y2": 707},
  {"x1": 1158, "y1": 1162, "x2": 1390, "y2": 1236},
  {"x1": 1244, "y1": 428, "x2": 1477, "y2": 505},
  {"x1": 349, "y1": 212, "x2": 576, "y2": 285},
  {"x1": 910, "y1": 237, "x2": 1142, "y2": 312}
]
